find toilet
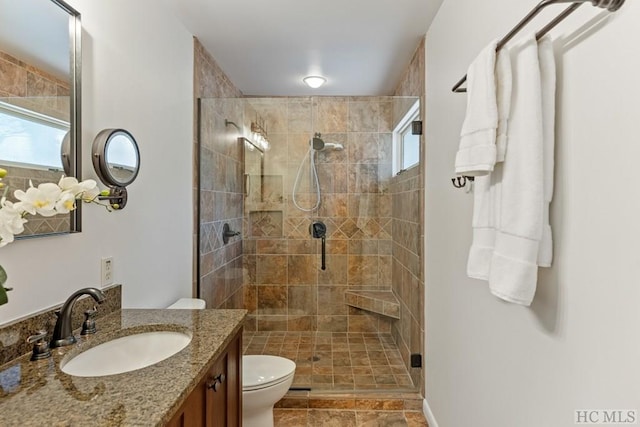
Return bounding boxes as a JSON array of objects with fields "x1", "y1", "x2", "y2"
[
  {"x1": 242, "y1": 355, "x2": 296, "y2": 427},
  {"x1": 167, "y1": 298, "x2": 296, "y2": 427},
  {"x1": 167, "y1": 298, "x2": 206, "y2": 309}
]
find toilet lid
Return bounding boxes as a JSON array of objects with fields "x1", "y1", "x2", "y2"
[{"x1": 243, "y1": 355, "x2": 296, "y2": 391}]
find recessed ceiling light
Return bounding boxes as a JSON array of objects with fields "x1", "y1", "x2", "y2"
[{"x1": 303, "y1": 76, "x2": 326, "y2": 89}]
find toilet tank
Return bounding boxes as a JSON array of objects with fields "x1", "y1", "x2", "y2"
[{"x1": 167, "y1": 298, "x2": 206, "y2": 309}]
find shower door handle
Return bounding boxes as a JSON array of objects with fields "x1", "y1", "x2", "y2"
[
  {"x1": 320, "y1": 236, "x2": 326, "y2": 271},
  {"x1": 244, "y1": 173, "x2": 250, "y2": 197}
]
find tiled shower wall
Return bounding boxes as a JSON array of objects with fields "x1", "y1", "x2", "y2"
[
  {"x1": 194, "y1": 39, "x2": 245, "y2": 309},
  {"x1": 242, "y1": 96, "x2": 401, "y2": 333},
  {"x1": 391, "y1": 37, "x2": 425, "y2": 390},
  {"x1": 0, "y1": 50, "x2": 70, "y2": 121}
]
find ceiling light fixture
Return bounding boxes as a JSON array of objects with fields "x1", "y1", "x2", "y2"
[{"x1": 303, "y1": 76, "x2": 326, "y2": 89}]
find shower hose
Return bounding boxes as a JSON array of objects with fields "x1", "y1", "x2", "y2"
[{"x1": 292, "y1": 147, "x2": 320, "y2": 212}]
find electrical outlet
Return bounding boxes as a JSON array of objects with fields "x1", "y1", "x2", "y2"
[{"x1": 101, "y1": 257, "x2": 113, "y2": 286}]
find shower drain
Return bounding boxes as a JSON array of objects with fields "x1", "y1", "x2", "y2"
[{"x1": 310, "y1": 355, "x2": 321, "y2": 362}]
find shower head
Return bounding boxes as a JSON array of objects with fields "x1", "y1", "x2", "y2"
[{"x1": 310, "y1": 134, "x2": 344, "y2": 151}]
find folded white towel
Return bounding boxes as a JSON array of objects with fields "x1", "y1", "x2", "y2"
[
  {"x1": 495, "y1": 50, "x2": 512, "y2": 163},
  {"x1": 489, "y1": 34, "x2": 544, "y2": 306},
  {"x1": 455, "y1": 40, "x2": 499, "y2": 176},
  {"x1": 537, "y1": 36, "x2": 556, "y2": 267}
]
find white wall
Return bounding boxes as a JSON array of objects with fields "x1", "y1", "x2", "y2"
[
  {"x1": 0, "y1": 0, "x2": 194, "y2": 323},
  {"x1": 425, "y1": 1, "x2": 640, "y2": 426}
]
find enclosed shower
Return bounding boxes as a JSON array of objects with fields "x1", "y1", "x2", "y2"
[{"x1": 198, "y1": 95, "x2": 423, "y2": 394}]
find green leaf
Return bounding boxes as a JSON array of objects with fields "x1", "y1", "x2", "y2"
[
  {"x1": 0, "y1": 265, "x2": 6, "y2": 287},
  {"x1": 0, "y1": 286, "x2": 7, "y2": 305}
]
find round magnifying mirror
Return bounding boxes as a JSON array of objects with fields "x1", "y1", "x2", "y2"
[{"x1": 92, "y1": 129, "x2": 140, "y2": 187}]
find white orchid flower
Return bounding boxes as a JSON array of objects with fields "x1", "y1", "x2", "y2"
[
  {"x1": 81, "y1": 186, "x2": 101, "y2": 202},
  {"x1": 0, "y1": 227, "x2": 15, "y2": 248},
  {"x1": 0, "y1": 172, "x2": 107, "y2": 307},
  {"x1": 0, "y1": 198, "x2": 27, "y2": 247},
  {"x1": 58, "y1": 176, "x2": 99, "y2": 201},
  {"x1": 55, "y1": 190, "x2": 77, "y2": 214},
  {"x1": 14, "y1": 182, "x2": 62, "y2": 217},
  {"x1": 58, "y1": 176, "x2": 81, "y2": 192}
]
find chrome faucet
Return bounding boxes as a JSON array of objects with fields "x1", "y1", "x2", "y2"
[{"x1": 51, "y1": 287, "x2": 106, "y2": 348}]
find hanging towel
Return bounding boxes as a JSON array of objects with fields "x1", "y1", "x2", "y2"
[
  {"x1": 466, "y1": 50, "x2": 510, "y2": 280},
  {"x1": 455, "y1": 40, "x2": 499, "y2": 176},
  {"x1": 488, "y1": 34, "x2": 544, "y2": 306},
  {"x1": 495, "y1": 50, "x2": 513, "y2": 163},
  {"x1": 537, "y1": 36, "x2": 556, "y2": 267},
  {"x1": 467, "y1": 168, "x2": 502, "y2": 280}
]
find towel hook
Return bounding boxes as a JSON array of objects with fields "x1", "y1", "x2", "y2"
[{"x1": 451, "y1": 176, "x2": 474, "y2": 189}]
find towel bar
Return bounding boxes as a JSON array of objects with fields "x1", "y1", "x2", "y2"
[{"x1": 451, "y1": 0, "x2": 625, "y2": 93}]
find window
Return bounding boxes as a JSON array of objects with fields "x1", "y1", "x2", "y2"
[
  {"x1": 392, "y1": 100, "x2": 420, "y2": 175},
  {"x1": 0, "y1": 101, "x2": 69, "y2": 171}
]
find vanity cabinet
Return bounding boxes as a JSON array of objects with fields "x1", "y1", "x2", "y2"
[{"x1": 167, "y1": 329, "x2": 242, "y2": 427}]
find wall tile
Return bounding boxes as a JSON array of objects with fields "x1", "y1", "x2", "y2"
[
  {"x1": 256, "y1": 255, "x2": 288, "y2": 284},
  {"x1": 257, "y1": 285, "x2": 288, "y2": 314},
  {"x1": 288, "y1": 255, "x2": 317, "y2": 285}
]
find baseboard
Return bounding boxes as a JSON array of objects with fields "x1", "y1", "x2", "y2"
[{"x1": 423, "y1": 398, "x2": 439, "y2": 427}]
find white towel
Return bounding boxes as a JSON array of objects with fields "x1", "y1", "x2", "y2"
[
  {"x1": 537, "y1": 36, "x2": 556, "y2": 267},
  {"x1": 495, "y1": 50, "x2": 512, "y2": 162},
  {"x1": 488, "y1": 34, "x2": 544, "y2": 306},
  {"x1": 466, "y1": 49, "x2": 511, "y2": 280},
  {"x1": 467, "y1": 169, "x2": 501, "y2": 280},
  {"x1": 455, "y1": 40, "x2": 499, "y2": 176}
]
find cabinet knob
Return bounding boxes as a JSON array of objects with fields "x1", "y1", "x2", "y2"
[{"x1": 207, "y1": 373, "x2": 226, "y2": 392}]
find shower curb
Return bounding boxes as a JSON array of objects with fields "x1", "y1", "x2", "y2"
[{"x1": 275, "y1": 389, "x2": 424, "y2": 411}]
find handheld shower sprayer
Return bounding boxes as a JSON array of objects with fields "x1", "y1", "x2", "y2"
[
  {"x1": 292, "y1": 133, "x2": 344, "y2": 212},
  {"x1": 310, "y1": 133, "x2": 344, "y2": 151}
]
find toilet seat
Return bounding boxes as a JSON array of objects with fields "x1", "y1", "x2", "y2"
[{"x1": 242, "y1": 355, "x2": 296, "y2": 391}]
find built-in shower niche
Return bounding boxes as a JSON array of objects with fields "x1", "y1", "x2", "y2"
[
  {"x1": 246, "y1": 174, "x2": 284, "y2": 208},
  {"x1": 249, "y1": 211, "x2": 283, "y2": 238}
]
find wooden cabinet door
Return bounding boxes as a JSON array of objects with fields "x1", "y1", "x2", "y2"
[
  {"x1": 167, "y1": 329, "x2": 242, "y2": 427},
  {"x1": 166, "y1": 381, "x2": 206, "y2": 427},
  {"x1": 206, "y1": 332, "x2": 242, "y2": 427}
]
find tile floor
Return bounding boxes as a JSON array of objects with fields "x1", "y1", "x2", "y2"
[
  {"x1": 273, "y1": 408, "x2": 429, "y2": 426},
  {"x1": 243, "y1": 331, "x2": 416, "y2": 391}
]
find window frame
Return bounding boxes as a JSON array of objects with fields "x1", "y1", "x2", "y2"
[
  {"x1": 392, "y1": 99, "x2": 420, "y2": 176},
  {"x1": 0, "y1": 100, "x2": 70, "y2": 171}
]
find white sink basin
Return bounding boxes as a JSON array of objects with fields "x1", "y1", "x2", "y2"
[{"x1": 61, "y1": 331, "x2": 192, "y2": 377}]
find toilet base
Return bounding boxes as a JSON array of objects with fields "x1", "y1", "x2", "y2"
[
  {"x1": 242, "y1": 374, "x2": 294, "y2": 427},
  {"x1": 243, "y1": 407, "x2": 275, "y2": 427}
]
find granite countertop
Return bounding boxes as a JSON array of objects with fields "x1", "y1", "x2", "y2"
[{"x1": 0, "y1": 308, "x2": 247, "y2": 426}]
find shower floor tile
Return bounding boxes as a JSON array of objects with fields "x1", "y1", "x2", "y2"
[{"x1": 243, "y1": 331, "x2": 415, "y2": 392}]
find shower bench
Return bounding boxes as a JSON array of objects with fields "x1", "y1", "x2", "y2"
[{"x1": 344, "y1": 290, "x2": 400, "y2": 320}]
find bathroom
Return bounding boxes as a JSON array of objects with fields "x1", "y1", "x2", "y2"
[{"x1": 1, "y1": 0, "x2": 639, "y2": 426}]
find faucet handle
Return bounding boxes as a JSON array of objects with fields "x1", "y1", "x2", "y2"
[
  {"x1": 80, "y1": 306, "x2": 98, "y2": 336},
  {"x1": 26, "y1": 330, "x2": 51, "y2": 361}
]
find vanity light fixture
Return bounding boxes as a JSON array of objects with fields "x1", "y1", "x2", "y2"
[
  {"x1": 303, "y1": 75, "x2": 326, "y2": 89},
  {"x1": 250, "y1": 115, "x2": 270, "y2": 151}
]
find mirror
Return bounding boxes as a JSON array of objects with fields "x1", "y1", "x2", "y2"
[
  {"x1": 92, "y1": 129, "x2": 141, "y2": 210},
  {"x1": 0, "y1": 0, "x2": 82, "y2": 236}
]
